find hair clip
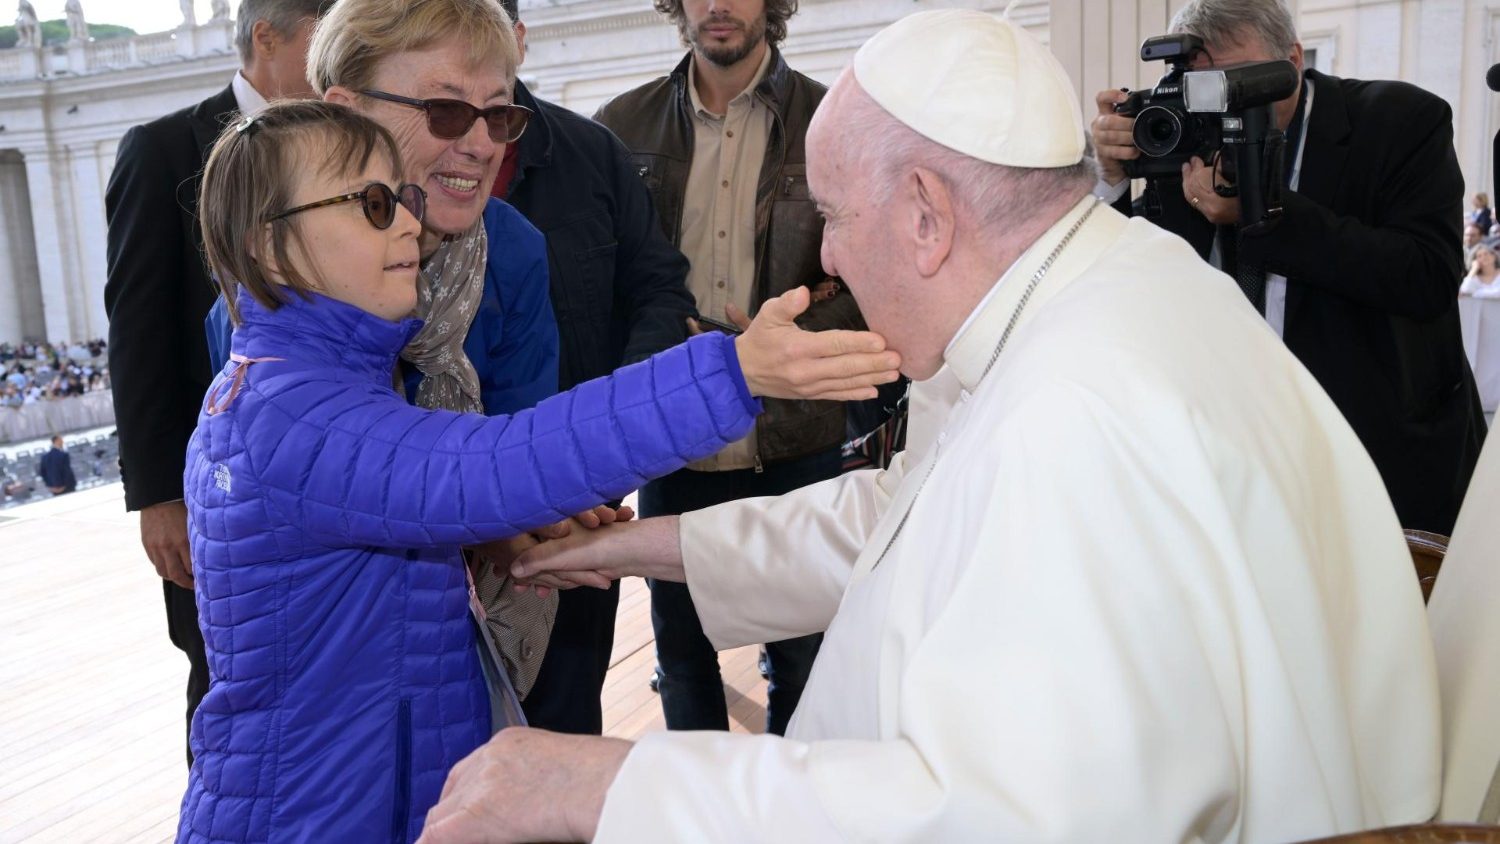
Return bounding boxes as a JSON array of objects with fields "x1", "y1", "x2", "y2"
[{"x1": 235, "y1": 114, "x2": 259, "y2": 135}]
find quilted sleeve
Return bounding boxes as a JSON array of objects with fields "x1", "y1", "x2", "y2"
[{"x1": 242, "y1": 332, "x2": 759, "y2": 548}]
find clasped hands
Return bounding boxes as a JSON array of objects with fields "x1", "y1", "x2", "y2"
[{"x1": 467, "y1": 504, "x2": 634, "y2": 588}]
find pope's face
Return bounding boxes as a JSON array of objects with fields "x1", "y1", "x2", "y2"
[{"x1": 808, "y1": 107, "x2": 930, "y2": 379}]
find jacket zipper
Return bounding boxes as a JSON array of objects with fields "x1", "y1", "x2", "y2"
[{"x1": 391, "y1": 698, "x2": 412, "y2": 843}]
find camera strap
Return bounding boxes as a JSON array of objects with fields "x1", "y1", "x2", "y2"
[{"x1": 1225, "y1": 78, "x2": 1308, "y2": 312}]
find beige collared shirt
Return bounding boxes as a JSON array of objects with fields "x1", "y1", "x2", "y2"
[{"x1": 681, "y1": 48, "x2": 773, "y2": 471}]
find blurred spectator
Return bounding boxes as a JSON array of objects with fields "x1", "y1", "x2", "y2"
[
  {"x1": 0, "y1": 338, "x2": 109, "y2": 404},
  {"x1": 1462, "y1": 244, "x2": 1500, "y2": 299},
  {"x1": 1473, "y1": 192, "x2": 1494, "y2": 235},
  {"x1": 1466, "y1": 223, "x2": 1484, "y2": 266},
  {"x1": 2, "y1": 475, "x2": 32, "y2": 500},
  {"x1": 39, "y1": 435, "x2": 77, "y2": 495}
]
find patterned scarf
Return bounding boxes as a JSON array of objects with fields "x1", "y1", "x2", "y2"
[
  {"x1": 404, "y1": 217, "x2": 557, "y2": 701},
  {"x1": 405, "y1": 219, "x2": 486, "y2": 414}
]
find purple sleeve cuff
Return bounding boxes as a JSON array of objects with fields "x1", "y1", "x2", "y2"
[{"x1": 713, "y1": 332, "x2": 763, "y2": 419}]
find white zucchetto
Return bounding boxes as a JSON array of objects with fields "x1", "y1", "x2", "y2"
[{"x1": 852, "y1": 9, "x2": 1088, "y2": 168}]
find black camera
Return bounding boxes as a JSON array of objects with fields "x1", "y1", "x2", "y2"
[
  {"x1": 1114, "y1": 34, "x2": 1301, "y2": 231},
  {"x1": 1115, "y1": 34, "x2": 1218, "y2": 178}
]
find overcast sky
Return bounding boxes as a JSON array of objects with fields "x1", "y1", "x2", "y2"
[{"x1": 26, "y1": 0, "x2": 240, "y2": 35}]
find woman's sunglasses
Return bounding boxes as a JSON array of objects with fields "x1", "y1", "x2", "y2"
[
  {"x1": 361, "y1": 89, "x2": 532, "y2": 144},
  {"x1": 269, "y1": 182, "x2": 427, "y2": 230}
]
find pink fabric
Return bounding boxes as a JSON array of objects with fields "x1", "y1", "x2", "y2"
[{"x1": 205, "y1": 353, "x2": 284, "y2": 416}]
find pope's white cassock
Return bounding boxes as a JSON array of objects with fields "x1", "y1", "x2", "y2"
[{"x1": 594, "y1": 193, "x2": 1441, "y2": 841}]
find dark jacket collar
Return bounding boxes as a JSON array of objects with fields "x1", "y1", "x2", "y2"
[
  {"x1": 1294, "y1": 69, "x2": 1351, "y2": 208},
  {"x1": 512, "y1": 78, "x2": 554, "y2": 176},
  {"x1": 233, "y1": 289, "x2": 422, "y2": 384},
  {"x1": 189, "y1": 83, "x2": 241, "y2": 157},
  {"x1": 668, "y1": 45, "x2": 795, "y2": 119},
  {"x1": 1302, "y1": 69, "x2": 1352, "y2": 148}
]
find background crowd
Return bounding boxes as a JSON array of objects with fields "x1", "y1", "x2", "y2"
[
  {"x1": 8, "y1": 0, "x2": 1494, "y2": 838},
  {"x1": 0, "y1": 339, "x2": 111, "y2": 408}
]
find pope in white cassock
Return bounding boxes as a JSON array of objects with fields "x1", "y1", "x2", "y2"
[{"x1": 417, "y1": 9, "x2": 1442, "y2": 843}]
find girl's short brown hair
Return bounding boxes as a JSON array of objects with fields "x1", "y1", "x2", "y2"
[{"x1": 199, "y1": 100, "x2": 404, "y2": 325}]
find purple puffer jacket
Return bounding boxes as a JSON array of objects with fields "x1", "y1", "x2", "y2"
[{"x1": 177, "y1": 290, "x2": 758, "y2": 843}]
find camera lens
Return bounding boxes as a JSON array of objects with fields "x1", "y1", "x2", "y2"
[{"x1": 1133, "y1": 105, "x2": 1184, "y2": 158}]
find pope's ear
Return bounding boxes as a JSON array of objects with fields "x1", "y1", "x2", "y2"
[{"x1": 909, "y1": 166, "x2": 955, "y2": 277}]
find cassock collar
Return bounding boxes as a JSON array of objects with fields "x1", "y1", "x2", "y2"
[{"x1": 943, "y1": 195, "x2": 1125, "y2": 392}]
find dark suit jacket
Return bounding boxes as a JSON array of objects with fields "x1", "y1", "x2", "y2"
[
  {"x1": 1123, "y1": 69, "x2": 1483, "y2": 534},
  {"x1": 104, "y1": 84, "x2": 238, "y2": 512},
  {"x1": 40, "y1": 447, "x2": 76, "y2": 493}
]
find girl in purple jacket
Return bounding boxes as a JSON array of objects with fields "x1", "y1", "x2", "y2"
[{"x1": 177, "y1": 101, "x2": 897, "y2": 843}]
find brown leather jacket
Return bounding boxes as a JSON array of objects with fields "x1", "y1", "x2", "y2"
[{"x1": 595, "y1": 47, "x2": 866, "y2": 466}]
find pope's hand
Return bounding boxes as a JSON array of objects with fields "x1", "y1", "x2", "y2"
[
  {"x1": 417, "y1": 727, "x2": 632, "y2": 844},
  {"x1": 735, "y1": 287, "x2": 901, "y2": 401},
  {"x1": 500, "y1": 505, "x2": 636, "y2": 597},
  {"x1": 512, "y1": 517, "x2": 686, "y2": 594}
]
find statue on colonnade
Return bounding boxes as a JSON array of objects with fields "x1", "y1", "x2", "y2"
[
  {"x1": 209, "y1": 0, "x2": 230, "y2": 23},
  {"x1": 14, "y1": 0, "x2": 40, "y2": 48},
  {"x1": 64, "y1": 0, "x2": 87, "y2": 43},
  {"x1": 180, "y1": 0, "x2": 197, "y2": 28}
]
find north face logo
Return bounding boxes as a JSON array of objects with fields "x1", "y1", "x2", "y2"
[{"x1": 213, "y1": 464, "x2": 231, "y2": 493}]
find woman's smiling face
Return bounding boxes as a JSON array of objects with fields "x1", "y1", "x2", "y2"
[{"x1": 345, "y1": 41, "x2": 512, "y2": 247}]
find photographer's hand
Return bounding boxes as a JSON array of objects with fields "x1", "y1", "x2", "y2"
[
  {"x1": 1091, "y1": 89, "x2": 1139, "y2": 187},
  {"x1": 1182, "y1": 156, "x2": 1240, "y2": 226}
]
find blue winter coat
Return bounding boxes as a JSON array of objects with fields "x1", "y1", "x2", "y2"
[{"x1": 178, "y1": 289, "x2": 758, "y2": 843}]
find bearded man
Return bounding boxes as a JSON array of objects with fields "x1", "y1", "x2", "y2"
[{"x1": 595, "y1": 0, "x2": 869, "y2": 737}]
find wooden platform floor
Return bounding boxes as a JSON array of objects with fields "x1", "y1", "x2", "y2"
[{"x1": 0, "y1": 484, "x2": 767, "y2": 843}]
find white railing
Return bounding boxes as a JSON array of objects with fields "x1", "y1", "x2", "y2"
[
  {"x1": 0, "y1": 23, "x2": 228, "y2": 82},
  {"x1": 85, "y1": 39, "x2": 132, "y2": 71},
  {"x1": 133, "y1": 32, "x2": 180, "y2": 64},
  {"x1": 0, "y1": 50, "x2": 30, "y2": 81}
]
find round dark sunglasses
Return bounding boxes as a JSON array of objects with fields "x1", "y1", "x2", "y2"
[
  {"x1": 361, "y1": 89, "x2": 532, "y2": 144},
  {"x1": 269, "y1": 182, "x2": 427, "y2": 230}
]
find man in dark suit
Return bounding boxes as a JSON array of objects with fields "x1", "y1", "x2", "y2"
[
  {"x1": 103, "y1": 0, "x2": 328, "y2": 765},
  {"x1": 1090, "y1": 0, "x2": 1483, "y2": 536},
  {"x1": 39, "y1": 436, "x2": 76, "y2": 495}
]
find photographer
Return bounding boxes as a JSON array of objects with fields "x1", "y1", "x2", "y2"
[{"x1": 1090, "y1": 0, "x2": 1482, "y2": 536}]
